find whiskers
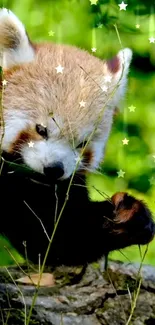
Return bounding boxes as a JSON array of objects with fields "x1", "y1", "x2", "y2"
[
  {"x1": 77, "y1": 161, "x2": 104, "y2": 176},
  {"x1": 72, "y1": 163, "x2": 112, "y2": 204}
]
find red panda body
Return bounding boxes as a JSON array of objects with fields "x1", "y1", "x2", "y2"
[
  {"x1": 1, "y1": 171, "x2": 154, "y2": 267},
  {"x1": 0, "y1": 9, "x2": 154, "y2": 267}
]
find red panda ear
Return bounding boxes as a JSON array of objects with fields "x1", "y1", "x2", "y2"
[
  {"x1": 0, "y1": 8, "x2": 35, "y2": 69},
  {"x1": 104, "y1": 48, "x2": 132, "y2": 104},
  {"x1": 107, "y1": 48, "x2": 132, "y2": 87},
  {"x1": 107, "y1": 48, "x2": 132, "y2": 75}
]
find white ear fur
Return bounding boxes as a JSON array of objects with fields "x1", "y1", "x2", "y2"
[
  {"x1": 100, "y1": 48, "x2": 132, "y2": 111},
  {"x1": 117, "y1": 48, "x2": 132, "y2": 74},
  {"x1": 111, "y1": 48, "x2": 132, "y2": 104},
  {"x1": 116, "y1": 48, "x2": 132, "y2": 97},
  {"x1": 0, "y1": 8, "x2": 35, "y2": 69}
]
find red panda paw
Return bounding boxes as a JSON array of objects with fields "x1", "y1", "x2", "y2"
[{"x1": 110, "y1": 192, "x2": 155, "y2": 246}]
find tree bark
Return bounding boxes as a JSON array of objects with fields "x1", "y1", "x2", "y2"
[{"x1": 0, "y1": 260, "x2": 155, "y2": 325}]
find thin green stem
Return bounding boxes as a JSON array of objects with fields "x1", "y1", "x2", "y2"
[{"x1": 125, "y1": 245, "x2": 149, "y2": 325}]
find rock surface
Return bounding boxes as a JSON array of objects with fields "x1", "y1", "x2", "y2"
[{"x1": 0, "y1": 260, "x2": 155, "y2": 325}]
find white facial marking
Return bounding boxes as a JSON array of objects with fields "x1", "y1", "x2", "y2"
[
  {"x1": 2, "y1": 110, "x2": 30, "y2": 151},
  {"x1": 21, "y1": 140, "x2": 80, "y2": 179},
  {"x1": 90, "y1": 107, "x2": 114, "y2": 169}
]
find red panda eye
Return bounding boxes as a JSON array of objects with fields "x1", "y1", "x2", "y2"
[
  {"x1": 76, "y1": 141, "x2": 88, "y2": 149},
  {"x1": 36, "y1": 124, "x2": 48, "y2": 139}
]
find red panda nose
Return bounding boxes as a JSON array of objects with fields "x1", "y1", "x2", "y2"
[{"x1": 44, "y1": 162, "x2": 64, "y2": 180}]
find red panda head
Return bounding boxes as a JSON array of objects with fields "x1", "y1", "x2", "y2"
[{"x1": 0, "y1": 8, "x2": 132, "y2": 181}]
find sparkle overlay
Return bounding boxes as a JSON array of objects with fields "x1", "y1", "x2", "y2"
[
  {"x1": 117, "y1": 169, "x2": 125, "y2": 178},
  {"x1": 55, "y1": 65, "x2": 64, "y2": 74},
  {"x1": 97, "y1": 23, "x2": 103, "y2": 29},
  {"x1": 149, "y1": 176, "x2": 155, "y2": 185},
  {"x1": 128, "y1": 105, "x2": 136, "y2": 112},
  {"x1": 118, "y1": 1, "x2": 128, "y2": 11},
  {"x1": 2, "y1": 79, "x2": 7, "y2": 86},
  {"x1": 104, "y1": 76, "x2": 112, "y2": 83},
  {"x1": 91, "y1": 47, "x2": 97, "y2": 52},
  {"x1": 48, "y1": 30, "x2": 55, "y2": 37},
  {"x1": 79, "y1": 100, "x2": 86, "y2": 108},
  {"x1": 28, "y1": 141, "x2": 34, "y2": 148},
  {"x1": 149, "y1": 37, "x2": 155, "y2": 43},
  {"x1": 89, "y1": 0, "x2": 98, "y2": 5},
  {"x1": 136, "y1": 24, "x2": 140, "y2": 29},
  {"x1": 122, "y1": 138, "x2": 129, "y2": 145},
  {"x1": 102, "y1": 86, "x2": 108, "y2": 92}
]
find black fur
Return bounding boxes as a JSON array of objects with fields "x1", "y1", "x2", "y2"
[{"x1": 0, "y1": 159, "x2": 155, "y2": 267}]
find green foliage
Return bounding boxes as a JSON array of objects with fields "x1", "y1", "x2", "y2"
[{"x1": 0, "y1": 0, "x2": 155, "y2": 265}]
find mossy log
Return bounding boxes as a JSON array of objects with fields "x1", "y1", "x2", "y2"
[{"x1": 0, "y1": 260, "x2": 155, "y2": 325}]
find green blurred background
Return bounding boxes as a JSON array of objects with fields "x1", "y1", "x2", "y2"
[{"x1": 0, "y1": 0, "x2": 155, "y2": 266}]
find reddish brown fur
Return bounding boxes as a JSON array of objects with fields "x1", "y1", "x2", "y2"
[
  {"x1": 114, "y1": 202, "x2": 139, "y2": 223},
  {"x1": 111, "y1": 192, "x2": 125, "y2": 207},
  {"x1": 9, "y1": 129, "x2": 42, "y2": 153},
  {"x1": 113, "y1": 107, "x2": 119, "y2": 116},
  {"x1": 111, "y1": 192, "x2": 140, "y2": 224},
  {"x1": 83, "y1": 149, "x2": 93, "y2": 166},
  {"x1": 107, "y1": 56, "x2": 120, "y2": 74},
  {"x1": 4, "y1": 64, "x2": 22, "y2": 78}
]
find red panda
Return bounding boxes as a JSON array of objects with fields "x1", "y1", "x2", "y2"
[{"x1": 0, "y1": 8, "x2": 154, "y2": 268}]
